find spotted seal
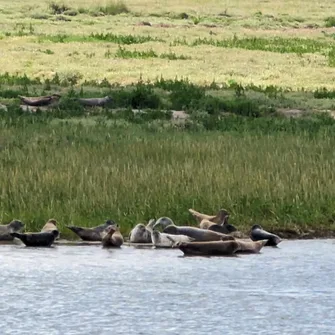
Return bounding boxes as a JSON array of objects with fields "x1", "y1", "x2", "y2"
[
  {"x1": 150, "y1": 229, "x2": 194, "y2": 248},
  {"x1": 11, "y1": 230, "x2": 59, "y2": 247},
  {"x1": 153, "y1": 217, "x2": 235, "y2": 242},
  {"x1": 235, "y1": 239, "x2": 268, "y2": 254},
  {"x1": 250, "y1": 224, "x2": 282, "y2": 246},
  {"x1": 65, "y1": 219, "x2": 115, "y2": 241},
  {"x1": 0, "y1": 220, "x2": 25, "y2": 241},
  {"x1": 129, "y1": 219, "x2": 155, "y2": 243}
]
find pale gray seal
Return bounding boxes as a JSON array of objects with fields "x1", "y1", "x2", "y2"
[
  {"x1": 66, "y1": 219, "x2": 115, "y2": 241},
  {"x1": 41, "y1": 219, "x2": 60, "y2": 240},
  {"x1": 129, "y1": 219, "x2": 155, "y2": 243},
  {"x1": 189, "y1": 208, "x2": 229, "y2": 224},
  {"x1": 76, "y1": 96, "x2": 111, "y2": 107},
  {"x1": 10, "y1": 230, "x2": 59, "y2": 247},
  {"x1": 174, "y1": 240, "x2": 240, "y2": 256},
  {"x1": 0, "y1": 220, "x2": 25, "y2": 241},
  {"x1": 150, "y1": 229, "x2": 194, "y2": 248},
  {"x1": 153, "y1": 217, "x2": 235, "y2": 242},
  {"x1": 101, "y1": 224, "x2": 124, "y2": 248},
  {"x1": 250, "y1": 224, "x2": 282, "y2": 246},
  {"x1": 235, "y1": 239, "x2": 268, "y2": 254}
]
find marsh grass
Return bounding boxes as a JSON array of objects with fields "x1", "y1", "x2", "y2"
[
  {"x1": 95, "y1": 1, "x2": 130, "y2": 15},
  {"x1": 325, "y1": 17, "x2": 335, "y2": 27},
  {"x1": 37, "y1": 33, "x2": 164, "y2": 44},
  {"x1": 0, "y1": 115, "x2": 334, "y2": 237},
  {"x1": 172, "y1": 36, "x2": 333, "y2": 55},
  {"x1": 113, "y1": 46, "x2": 191, "y2": 60}
]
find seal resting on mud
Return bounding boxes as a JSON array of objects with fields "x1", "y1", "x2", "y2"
[
  {"x1": 101, "y1": 224, "x2": 124, "y2": 248},
  {"x1": 41, "y1": 219, "x2": 60, "y2": 240},
  {"x1": 19, "y1": 94, "x2": 61, "y2": 107},
  {"x1": 150, "y1": 229, "x2": 194, "y2": 248},
  {"x1": 250, "y1": 225, "x2": 282, "y2": 246},
  {"x1": 189, "y1": 208, "x2": 230, "y2": 224},
  {"x1": 174, "y1": 240, "x2": 240, "y2": 256},
  {"x1": 153, "y1": 217, "x2": 235, "y2": 242},
  {"x1": 235, "y1": 239, "x2": 268, "y2": 254},
  {"x1": 129, "y1": 219, "x2": 155, "y2": 243},
  {"x1": 10, "y1": 230, "x2": 59, "y2": 247},
  {"x1": 0, "y1": 220, "x2": 25, "y2": 241},
  {"x1": 65, "y1": 219, "x2": 115, "y2": 241}
]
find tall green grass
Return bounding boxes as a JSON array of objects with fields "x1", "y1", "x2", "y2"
[{"x1": 0, "y1": 115, "x2": 334, "y2": 238}]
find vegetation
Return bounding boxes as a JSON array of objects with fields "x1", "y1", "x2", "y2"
[{"x1": 0, "y1": 0, "x2": 335, "y2": 238}]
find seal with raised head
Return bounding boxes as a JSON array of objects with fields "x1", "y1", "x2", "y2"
[
  {"x1": 235, "y1": 239, "x2": 268, "y2": 254},
  {"x1": 41, "y1": 219, "x2": 60, "y2": 240},
  {"x1": 11, "y1": 230, "x2": 59, "y2": 247},
  {"x1": 101, "y1": 224, "x2": 124, "y2": 248},
  {"x1": 200, "y1": 217, "x2": 237, "y2": 235},
  {"x1": 153, "y1": 217, "x2": 235, "y2": 242},
  {"x1": 151, "y1": 229, "x2": 194, "y2": 248},
  {"x1": 250, "y1": 224, "x2": 282, "y2": 246},
  {"x1": 189, "y1": 208, "x2": 230, "y2": 224},
  {"x1": 174, "y1": 240, "x2": 240, "y2": 256},
  {"x1": 66, "y1": 219, "x2": 115, "y2": 241},
  {"x1": 129, "y1": 219, "x2": 155, "y2": 243},
  {"x1": 0, "y1": 220, "x2": 25, "y2": 241}
]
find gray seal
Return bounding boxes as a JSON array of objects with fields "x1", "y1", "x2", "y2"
[
  {"x1": 11, "y1": 230, "x2": 59, "y2": 247},
  {"x1": 250, "y1": 224, "x2": 282, "y2": 246},
  {"x1": 66, "y1": 219, "x2": 115, "y2": 241},
  {"x1": 0, "y1": 220, "x2": 25, "y2": 241},
  {"x1": 129, "y1": 219, "x2": 155, "y2": 243},
  {"x1": 150, "y1": 229, "x2": 194, "y2": 248},
  {"x1": 153, "y1": 217, "x2": 235, "y2": 242}
]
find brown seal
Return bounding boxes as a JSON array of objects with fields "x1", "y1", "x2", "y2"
[
  {"x1": 174, "y1": 240, "x2": 240, "y2": 256},
  {"x1": 19, "y1": 94, "x2": 61, "y2": 106},
  {"x1": 189, "y1": 208, "x2": 229, "y2": 224},
  {"x1": 0, "y1": 220, "x2": 25, "y2": 241},
  {"x1": 101, "y1": 224, "x2": 124, "y2": 248},
  {"x1": 11, "y1": 230, "x2": 59, "y2": 247},
  {"x1": 65, "y1": 220, "x2": 115, "y2": 241}
]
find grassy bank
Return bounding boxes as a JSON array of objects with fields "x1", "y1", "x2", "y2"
[{"x1": 1, "y1": 109, "x2": 335, "y2": 239}]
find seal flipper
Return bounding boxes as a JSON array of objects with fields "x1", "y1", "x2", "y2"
[{"x1": 65, "y1": 226, "x2": 84, "y2": 236}]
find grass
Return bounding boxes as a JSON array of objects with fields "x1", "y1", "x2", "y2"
[{"x1": 0, "y1": 112, "x2": 335, "y2": 238}]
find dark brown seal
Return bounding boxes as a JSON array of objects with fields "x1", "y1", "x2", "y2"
[
  {"x1": 175, "y1": 240, "x2": 239, "y2": 256},
  {"x1": 250, "y1": 224, "x2": 282, "y2": 246},
  {"x1": 11, "y1": 230, "x2": 59, "y2": 247},
  {"x1": 66, "y1": 220, "x2": 115, "y2": 241}
]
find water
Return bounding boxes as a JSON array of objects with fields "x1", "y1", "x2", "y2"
[{"x1": 0, "y1": 239, "x2": 334, "y2": 335}]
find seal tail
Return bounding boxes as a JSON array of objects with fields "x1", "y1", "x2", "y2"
[{"x1": 188, "y1": 208, "x2": 206, "y2": 223}]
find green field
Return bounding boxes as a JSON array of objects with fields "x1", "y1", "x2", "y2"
[{"x1": 0, "y1": 0, "x2": 335, "y2": 238}]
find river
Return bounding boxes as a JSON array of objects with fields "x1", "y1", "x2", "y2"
[{"x1": 0, "y1": 239, "x2": 334, "y2": 335}]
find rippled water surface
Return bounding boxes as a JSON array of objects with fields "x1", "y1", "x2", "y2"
[{"x1": 1, "y1": 240, "x2": 335, "y2": 335}]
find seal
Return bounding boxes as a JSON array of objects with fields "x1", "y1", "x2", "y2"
[
  {"x1": 65, "y1": 219, "x2": 115, "y2": 241},
  {"x1": 19, "y1": 94, "x2": 61, "y2": 107},
  {"x1": 200, "y1": 218, "x2": 237, "y2": 235},
  {"x1": 41, "y1": 219, "x2": 60, "y2": 240},
  {"x1": 189, "y1": 208, "x2": 230, "y2": 224},
  {"x1": 153, "y1": 217, "x2": 235, "y2": 242},
  {"x1": 10, "y1": 230, "x2": 59, "y2": 247},
  {"x1": 129, "y1": 219, "x2": 155, "y2": 243},
  {"x1": 174, "y1": 240, "x2": 240, "y2": 256},
  {"x1": 235, "y1": 239, "x2": 268, "y2": 254},
  {"x1": 101, "y1": 224, "x2": 124, "y2": 248},
  {"x1": 150, "y1": 229, "x2": 194, "y2": 248},
  {"x1": 250, "y1": 224, "x2": 282, "y2": 246},
  {"x1": 0, "y1": 220, "x2": 25, "y2": 241},
  {"x1": 76, "y1": 96, "x2": 111, "y2": 107}
]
